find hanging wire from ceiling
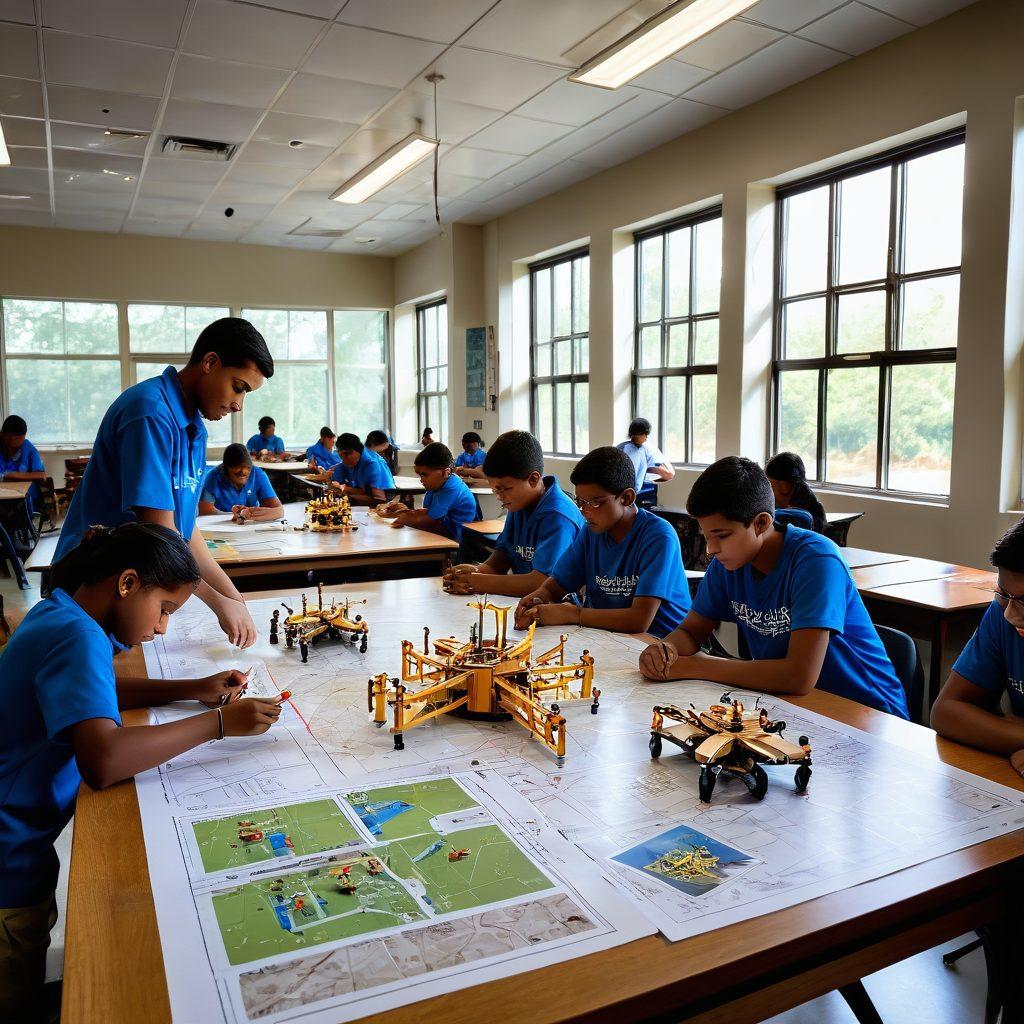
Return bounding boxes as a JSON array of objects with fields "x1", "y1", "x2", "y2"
[{"x1": 426, "y1": 72, "x2": 444, "y2": 225}]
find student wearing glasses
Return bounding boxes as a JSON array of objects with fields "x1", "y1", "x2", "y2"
[
  {"x1": 514, "y1": 446, "x2": 689, "y2": 636},
  {"x1": 932, "y1": 519, "x2": 1024, "y2": 777}
]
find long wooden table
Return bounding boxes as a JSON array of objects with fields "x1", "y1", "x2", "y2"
[{"x1": 62, "y1": 582, "x2": 1024, "y2": 1024}]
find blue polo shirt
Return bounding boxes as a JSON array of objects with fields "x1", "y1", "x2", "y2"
[
  {"x1": 616, "y1": 440, "x2": 666, "y2": 492},
  {"x1": 0, "y1": 437, "x2": 45, "y2": 514},
  {"x1": 56, "y1": 366, "x2": 207, "y2": 560},
  {"x1": 953, "y1": 601, "x2": 1024, "y2": 717},
  {"x1": 455, "y1": 448, "x2": 486, "y2": 469},
  {"x1": 305, "y1": 441, "x2": 340, "y2": 470},
  {"x1": 551, "y1": 506, "x2": 690, "y2": 638},
  {"x1": 423, "y1": 473, "x2": 478, "y2": 541},
  {"x1": 494, "y1": 476, "x2": 584, "y2": 575},
  {"x1": 201, "y1": 465, "x2": 276, "y2": 511},
  {"x1": 247, "y1": 433, "x2": 284, "y2": 455},
  {"x1": 0, "y1": 588, "x2": 122, "y2": 907},
  {"x1": 331, "y1": 448, "x2": 395, "y2": 493},
  {"x1": 692, "y1": 524, "x2": 908, "y2": 718}
]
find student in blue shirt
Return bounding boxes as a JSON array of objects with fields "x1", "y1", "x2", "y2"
[
  {"x1": 639, "y1": 457, "x2": 908, "y2": 718},
  {"x1": 514, "y1": 446, "x2": 690, "y2": 638},
  {"x1": 323, "y1": 432, "x2": 394, "y2": 507},
  {"x1": 765, "y1": 451, "x2": 827, "y2": 534},
  {"x1": 0, "y1": 523, "x2": 282, "y2": 1021},
  {"x1": 199, "y1": 443, "x2": 283, "y2": 522},
  {"x1": 387, "y1": 442, "x2": 478, "y2": 541},
  {"x1": 365, "y1": 429, "x2": 399, "y2": 474},
  {"x1": 247, "y1": 415, "x2": 286, "y2": 459},
  {"x1": 444, "y1": 429, "x2": 584, "y2": 598},
  {"x1": 55, "y1": 317, "x2": 273, "y2": 648},
  {"x1": 616, "y1": 417, "x2": 675, "y2": 496},
  {"x1": 454, "y1": 431, "x2": 487, "y2": 481},
  {"x1": 932, "y1": 519, "x2": 1024, "y2": 776},
  {"x1": 305, "y1": 426, "x2": 340, "y2": 471},
  {"x1": 0, "y1": 414, "x2": 46, "y2": 517}
]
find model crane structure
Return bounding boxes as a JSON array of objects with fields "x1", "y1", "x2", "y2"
[
  {"x1": 304, "y1": 492, "x2": 357, "y2": 531},
  {"x1": 272, "y1": 583, "x2": 369, "y2": 662},
  {"x1": 368, "y1": 598, "x2": 599, "y2": 766}
]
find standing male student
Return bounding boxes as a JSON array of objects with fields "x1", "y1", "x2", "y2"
[{"x1": 55, "y1": 317, "x2": 274, "y2": 649}]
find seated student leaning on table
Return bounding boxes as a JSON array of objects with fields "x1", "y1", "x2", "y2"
[
  {"x1": 305, "y1": 425, "x2": 340, "y2": 471},
  {"x1": 932, "y1": 518, "x2": 1024, "y2": 778},
  {"x1": 365, "y1": 429, "x2": 399, "y2": 474},
  {"x1": 321, "y1": 432, "x2": 394, "y2": 507},
  {"x1": 199, "y1": 443, "x2": 283, "y2": 522},
  {"x1": 0, "y1": 523, "x2": 283, "y2": 1023},
  {"x1": 246, "y1": 415, "x2": 285, "y2": 458},
  {"x1": 0, "y1": 414, "x2": 46, "y2": 516},
  {"x1": 639, "y1": 456, "x2": 908, "y2": 718},
  {"x1": 454, "y1": 430, "x2": 487, "y2": 481},
  {"x1": 444, "y1": 429, "x2": 584, "y2": 598},
  {"x1": 514, "y1": 446, "x2": 690, "y2": 637}
]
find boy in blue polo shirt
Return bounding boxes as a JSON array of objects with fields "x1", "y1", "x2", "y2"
[
  {"x1": 199, "y1": 444, "x2": 283, "y2": 522},
  {"x1": 639, "y1": 456, "x2": 907, "y2": 718},
  {"x1": 932, "y1": 519, "x2": 1024, "y2": 776},
  {"x1": 323, "y1": 432, "x2": 394, "y2": 507},
  {"x1": 387, "y1": 442, "x2": 478, "y2": 541},
  {"x1": 514, "y1": 446, "x2": 689, "y2": 637},
  {"x1": 0, "y1": 415, "x2": 45, "y2": 517},
  {"x1": 444, "y1": 429, "x2": 583, "y2": 597},
  {"x1": 247, "y1": 415, "x2": 285, "y2": 458},
  {"x1": 305, "y1": 426, "x2": 340, "y2": 471},
  {"x1": 454, "y1": 431, "x2": 487, "y2": 481},
  {"x1": 55, "y1": 317, "x2": 274, "y2": 649}
]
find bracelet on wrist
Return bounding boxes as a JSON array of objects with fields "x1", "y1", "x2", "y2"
[{"x1": 216, "y1": 706, "x2": 224, "y2": 740}]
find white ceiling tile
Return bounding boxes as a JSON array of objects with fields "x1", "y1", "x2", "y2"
[
  {"x1": 337, "y1": 0, "x2": 494, "y2": 44},
  {"x1": 170, "y1": 54, "x2": 290, "y2": 108},
  {"x1": 274, "y1": 73, "x2": 397, "y2": 122},
  {"x1": 54, "y1": 211, "x2": 124, "y2": 231},
  {"x1": 244, "y1": 0, "x2": 343, "y2": 16},
  {"x1": 562, "y1": 0, "x2": 670, "y2": 66},
  {"x1": 161, "y1": 99, "x2": 263, "y2": 143},
  {"x1": 0, "y1": 116, "x2": 45, "y2": 147},
  {"x1": 44, "y1": 32, "x2": 172, "y2": 94},
  {"x1": 378, "y1": 202, "x2": 424, "y2": 220},
  {"x1": 46, "y1": 86, "x2": 158, "y2": 131},
  {"x1": 401, "y1": 170, "x2": 484, "y2": 201},
  {"x1": 42, "y1": 0, "x2": 189, "y2": 48},
  {"x1": 368, "y1": 94, "x2": 503, "y2": 147},
  {"x1": 0, "y1": 208, "x2": 54, "y2": 227},
  {"x1": 236, "y1": 139, "x2": 333, "y2": 168},
  {"x1": 0, "y1": 166, "x2": 52, "y2": 192},
  {"x1": 335, "y1": 127, "x2": 408, "y2": 161},
  {"x1": 184, "y1": 0, "x2": 324, "y2": 68},
  {"x1": 123, "y1": 217, "x2": 187, "y2": 236},
  {"x1": 137, "y1": 180, "x2": 214, "y2": 205},
  {"x1": 6, "y1": 144, "x2": 46, "y2": 169},
  {"x1": 0, "y1": 23, "x2": 40, "y2": 80},
  {"x1": 268, "y1": 234, "x2": 334, "y2": 251},
  {"x1": 210, "y1": 180, "x2": 289, "y2": 205},
  {"x1": 0, "y1": 193, "x2": 49, "y2": 212},
  {"x1": 304, "y1": 23, "x2": 445, "y2": 89},
  {"x1": 194, "y1": 199, "x2": 273, "y2": 222},
  {"x1": 515, "y1": 78, "x2": 637, "y2": 127},
  {"x1": 0, "y1": 77, "x2": 43, "y2": 118},
  {"x1": 335, "y1": 217, "x2": 416, "y2": 241},
  {"x1": 131, "y1": 195, "x2": 204, "y2": 221},
  {"x1": 144, "y1": 156, "x2": 231, "y2": 183},
  {"x1": 226, "y1": 160, "x2": 310, "y2": 187},
  {"x1": 629, "y1": 59, "x2": 712, "y2": 96},
  {"x1": 299, "y1": 150, "x2": 368, "y2": 188},
  {"x1": 49, "y1": 122, "x2": 148, "y2": 155},
  {"x1": 799, "y1": 2, "x2": 912, "y2": 54},
  {"x1": 279, "y1": 191, "x2": 382, "y2": 224},
  {"x1": 862, "y1": 0, "x2": 974, "y2": 27},
  {"x1": 187, "y1": 222, "x2": 252, "y2": 241},
  {"x1": 462, "y1": 113, "x2": 570, "y2": 156},
  {"x1": 0, "y1": 0, "x2": 35, "y2": 25},
  {"x1": 441, "y1": 146, "x2": 521, "y2": 178},
  {"x1": 684, "y1": 35, "x2": 846, "y2": 109},
  {"x1": 54, "y1": 186, "x2": 133, "y2": 213},
  {"x1": 51, "y1": 148, "x2": 141, "y2": 174},
  {"x1": 674, "y1": 19, "x2": 782, "y2": 71},
  {"x1": 743, "y1": 0, "x2": 849, "y2": 31},
  {"x1": 255, "y1": 111, "x2": 356, "y2": 148}
]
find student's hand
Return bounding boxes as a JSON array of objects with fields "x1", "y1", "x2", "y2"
[
  {"x1": 443, "y1": 563, "x2": 477, "y2": 581},
  {"x1": 443, "y1": 575, "x2": 477, "y2": 595},
  {"x1": 194, "y1": 669, "x2": 250, "y2": 707},
  {"x1": 217, "y1": 598, "x2": 257, "y2": 649},
  {"x1": 639, "y1": 639, "x2": 679, "y2": 680},
  {"x1": 535, "y1": 603, "x2": 581, "y2": 627},
  {"x1": 231, "y1": 504, "x2": 250, "y2": 523},
  {"x1": 329, "y1": 481, "x2": 347, "y2": 494},
  {"x1": 515, "y1": 593, "x2": 546, "y2": 629},
  {"x1": 220, "y1": 697, "x2": 282, "y2": 736},
  {"x1": 1011, "y1": 749, "x2": 1024, "y2": 778}
]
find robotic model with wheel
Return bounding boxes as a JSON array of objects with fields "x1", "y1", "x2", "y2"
[
  {"x1": 649, "y1": 693, "x2": 812, "y2": 803},
  {"x1": 275, "y1": 583, "x2": 369, "y2": 663},
  {"x1": 304, "y1": 493, "x2": 358, "y2": 532},
  {"x1": 367, "y1": 598, "x2": 599, "y2": 766}
]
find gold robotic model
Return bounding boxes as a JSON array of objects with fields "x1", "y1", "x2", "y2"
[
  {"x1": 650, "y1": 693, "x2": 812, "y2": 803},
  {"x1": 304, "y1": 492, "x2": 357, "y2": 531},
  {"x1": 271, "y1": 583, "x2": 369, "y2": 662},
  {"x1": 647, "y1": 844, "x2": 721, "y2": 883},
  {"x1": 367, "y1": 598, "x2": 599, "y2": 766}
]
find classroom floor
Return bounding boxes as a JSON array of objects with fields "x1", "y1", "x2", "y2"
[{"x1": 0, "y1": 573, "x2": 988, "y2": 1022}]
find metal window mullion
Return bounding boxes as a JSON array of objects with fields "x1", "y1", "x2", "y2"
[
  {"x1": 877, "y1": 362, "x2": 891, "y2": 490},
  {"x1": 817, "y1": 365, "x2": 828, "y2": 482}
]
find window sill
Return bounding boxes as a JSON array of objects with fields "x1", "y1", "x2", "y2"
[{"x1": 812, "y1": 483, "x2": 949, "y2": 509}]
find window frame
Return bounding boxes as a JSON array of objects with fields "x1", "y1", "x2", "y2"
[
  {"x1": 769, "y1": 128, "x2": 964, "y2": 499},
  {"x1": 416, "y1": 298, "x2": 448, "y2": 446},
  {"x1": 332, "y1": 307, "x2": 391, "y2": 442},
  {"x1": 633, "y1": 206, "x2": 722, "y2": 466}
]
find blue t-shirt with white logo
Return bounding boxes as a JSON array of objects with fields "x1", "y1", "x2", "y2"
[
  {"x1": 494, "y1": 476, "x2": 584, "y2": 575},
  {"x1": 692, "y1": 524, "x2": 908, "y2": 718},
  {"x1": 0, "y1": 436, "x2": 45, "y2": 514},
  {"x1": 201, "y1": 464, "x2": 276, "y2": 511},
  {"x1": 246, "y1": 433, "x2": 284, "y2": 455},
  {"x1": 455, "y1": 448, "x2": 486, "y2": 469},
  {"x1": 305, "y1": 441, "x2": 341, "y2": 470},
  {"x1": 330, "y1": 448, "x2": 395, "y2": 493},
  {"x1": 56, "y1": 366, "x2": 207, "y2": 560},
  {"x1": 423, "y1": 473, "x2": 478, "y2": 541},
  {"x1": 952, "y1": 600, "x2": 1024, "y2": 716},
  {"x1": 551, "y1": 506, "x2": 690, "y2": 638}
]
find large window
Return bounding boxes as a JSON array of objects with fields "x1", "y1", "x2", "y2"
[
  {"x1": 530, "y1": 249, "x2": 589, "y2": 456},
  {"x1": 634, "y1": 210, "x2": 721, "y2": 464},
  {"x1": 1, "y1": 299, "x2": 121, "y2": 445},
  {"x1": 416, "y1": 299, "x2": 448, "y2": 446},
  {"x1": 772, "y1": 131, "x2": 963, "y2": 496},
  {"x1": 335, "y1": 310, "x2": 388, "y2": 441}
]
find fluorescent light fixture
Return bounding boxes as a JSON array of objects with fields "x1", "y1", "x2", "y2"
[
  {"x1": 0, "y1": 121, "x2": 9, "y2": 166},
  {"x1": 0, "y1": 194, "x2": 31, "y2": 200},
  {"x1": 570, "y1": 0, "x2": 759, "y2": 90},
  {"x1": 330, "y1": 131, "x2": 438, "y2": 204}
]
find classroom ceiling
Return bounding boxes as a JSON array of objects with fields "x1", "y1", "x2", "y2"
[{"x1": 0, "y1": 0, "x2": 976, "y2": 256}]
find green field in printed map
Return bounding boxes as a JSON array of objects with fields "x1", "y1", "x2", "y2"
[{"x1": 344, "y1": 777, "x2": 480, "y2": 841}]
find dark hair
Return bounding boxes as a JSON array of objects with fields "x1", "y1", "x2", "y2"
[
  {"x1": 365, "y1": 430, "x2": 389, "y2": 447},
  {"x1": 1, "y1": 414, "x2": 27, "y2": 436},
  {"x1": 687, "y1": 456, "x2": 774, "y2": 526},
  {"x1": 319, "y1": 426, "x2": 335, "y2": 440},
  {"x1": 991, "y1": 518, "x2": 1024, "y2": 572},
  {"x1": 483, "y1": 430, "x2": 543, "y2": 479},
  {"x1": 415, "y1": 441, "x2": 453, "y2": 470},
  {"x1": 422, "y1": 426, "x2": 433, "y2": 436},
  {"x1": 765, "y1": 452, "x2": 826, "y2": 533},
  {"x1": 462, "y1": 431, "x2": 483, "y2": 445},
  {"x1": 570, "y1": 446, "x2": 635, "y2": 494},
  {"x1": 257, "y1": 416, "x2": 275, "y2": 432},
  {"x1": 222, "y1": 443, "x2": 252, "y2": 469},
  {"x1": 189, "y1": 317, "x2": 274, "y2": 379},
  {"x1": 628, "y1": 417, "x2": 652, "y2": 438},
  {"x1": 337, "y1": 432, "x2": 363, "y2": 453},
  {"x1": 51, "y1": 522, "x2": 201, "y2": 595}
]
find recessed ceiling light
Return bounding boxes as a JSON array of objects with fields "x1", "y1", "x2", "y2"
[
  {"x1": 330, "y1": 131, "x2": 438, "y2": 204},
  {"x1": 123, "y1": 176, "x2": 134, "y2": 182},
  {"x1": 288, "y1": 139, "x2": 304, "y2": 148},
  {"x1": 353, "y1": 237, "x2": 376, "y2": 244}
]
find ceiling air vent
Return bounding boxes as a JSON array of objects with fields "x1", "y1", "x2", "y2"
[{"x1": 161, "y1": 135, "x2": 236, "y2": 161}]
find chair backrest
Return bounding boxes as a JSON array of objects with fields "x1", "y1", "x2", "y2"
[{"x1": 874, "y1": 624, "x2": 925, "y2": 724}]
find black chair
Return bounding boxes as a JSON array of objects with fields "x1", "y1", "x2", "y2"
[
  {"x1": 874, "y1": 624, "x2": 925, "y2": 725},
  {"x1": 0, "y1": 521, "x2": 30, "y2": 590},
  {"x1": 637, "y1": 483, "x2": 659, "y2": 509}
]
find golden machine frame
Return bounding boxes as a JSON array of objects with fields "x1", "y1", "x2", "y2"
[
  {"x1": 271, "y1": 583, "x2": 369, "y2": 662},
  {"x1": 367, "y1": 598, "x2": 599, "y2": 766},
  {"x1": 304, "y1": 492, "x2": 358, "y2": 532}
]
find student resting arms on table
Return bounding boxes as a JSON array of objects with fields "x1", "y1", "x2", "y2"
[
  {"x1": 454, "y1": 431, "x2": 487, "y2": 481},
  {"x1": 765, "y1": 451, "x2": 827, "y2": 534},
  {"x1": 365, "y1": 429, "x2": 399, "y2": 474},
  {"x1": 305, "y1": 426, "x2": 340, "y2": 471},
  {"x1": 0, "y1": 414, "x2": 46, "y2": 518},
  {"x1": 0, "y1": 523, "x2": 282, "y2": 1022},
  {"x1": 319, "y1": 432, "x2": 394, "y2": 507},
  {"x1": 616, "y1": 417, "x2": 675, "y2": 495},
  {"x1": 638, "y1": 457, "x2": 908, "y2": 718},
  {"x1": 54, "y1": 317, "x2": 273, "y2": 649},
  {"x1": 246, "y1": 415, "x2": 286, "y2": 460},
  {"x1": 444, "y1": 429, "x2": 583, "y2": 598},
  {"x1": 932, "y1": 519, "x2": 1024, "y2": 778},
  {"x1": 199, "y1": 443, "x2": 283, "y2": 522},
  {"x1": 513, "y1": 446, "x2": 690, "y2": 636}
]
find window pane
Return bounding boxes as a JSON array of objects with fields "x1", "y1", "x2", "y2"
[
  {"x1": 7, "y1": 359, "x2": 67, "y2": 443},
  {"x1": 783, "y1": 186, "x2": 828, "y2": 296},
  {"x1": 555, "y1": 338, "x2": 571, "y2": 375},
  {"x1": 67, "y1": 359, "x2": 122, "y2": 442},
  {"x1": 553, "y1": 261, "x2": 571, "y2": 337},
  {"x1": 903, "y1": 144, "x2": 964, "y2": 273},
  {"x1": 783, "y1": 297, "x2": 825, "y2": 359},
  {"x1": 573, "y1": 255, "x2": 589, "y2": 333},
  {"x1": 63, "y1": 302, "x2": 118, "y2": 354},
  {"x1": 639, "y1": 235, "x2": 663, "y2": 322},
  {"x1": 693, "y1": 319, "x2": 718, "y2": 365},
  {"x1": 334, "y1": 310, "x2": 386, "y2": 367},
  {"x1": 129, "y1": 304, "x2": 186, "y2": 353},
  {"x1": 777, "y1": 369, "x2": 818, "y2": 470},
  {"x1": 888, "y1": 362, "x2": 954, "y2": 494},
  {"x1": 667, "y1": 323, "x2": 687, "y2": 366},
  {"x1": 535, "y1": 342, "x2": 551, "y2": 378},
  {"x1": 428, "y1": 396, "x2": 439, "y2": 438},
  {"x1": 691, "y1": 374, "x2": 716, "y2": 464},
  {"x1": 425, "y1": 308, "x2": 439, "y2": 367},
  {"x1": 838, "y1": 167, "x2": 889, "y2": 284},
  {"x1": 437, "y1": 304, "x2": 448, "y2": 365},
  {"x1": 186, "y1": 306, "x2": 231, "y2": 342},
  {"x1": 536, "y1": 383, "x2": 553, "y2": 452},
  {"x1": 438, "y1": 364, "x2": 447, "y2": 392},
  {"x1": 242, "y1": 309, "x2": 289, "y2": 360},
  {"x1": 2, "y1": 299, "x2": 63, "y2": 354},
  {"x1": 244, "y1": 363, "x2": 328, "y2": 448},
  {"x1": 438, "y1": 394, "x2": 448, "y2": 446},
  {"x1": 636, "y1": 376, "x2": 660, "y2": 447},
  {"x1": 425, "y1": 368, "x2": 436, "y2": 393},
  {"x1": 900, "y1": 275, "x2": 959, "y2": 350},
  {"x1": 639, "y1": 325, "x2": 661, "y2": 369},
  {"x1": 693, "y1": 218, "x2": 722, "y2": 314},
  {"x1": 573, "y1": 383, "x2": 588, "y2": 454},
  {"x1": 136, "y1": 361, "x2": 232, "y2": 444},
  {"x1": 826, "y1": 366, "x2": 878, "y2": 486},
  {"x1": 574, "y1": 336, "x2": 589, "y2": 374},
  {"x1": 667, "y1": 226, "x2": 690, "y2": 319},
  {"x1": 282, "y1": 310, "x2": 325, "y2": 360},
  {"x1": 836, "y1": 290, "x2": 886, "y2": 354},
  {"x1": 534, "y1": 267, "x2": 551, "y2": 342},
  {"x1": 664, "y1": 376, "x2": 686, "y2": 461},
  {"x1": 555, "y1": 382, "x2": 572, "y2": 453}
]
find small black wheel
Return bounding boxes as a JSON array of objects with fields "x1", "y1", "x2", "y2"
[
  {"x1": 360, "y1": 638, "x2": 368, "y2": 654},
  {"x1": 590, "y1": 702, "x2": 599, "y2": 715},
  {"x1": 394, "y1": 734, "x2": 404, "y2": 751},
  {"x1": 355, "y1": 615, "x2": 362, "y2": 622},
  {"x1": 794, "y1": 763, "x2": 812, "y2": 793},
  {"x1": 649, "y1": 733, "x2": 662, "y2": 759},
  {"x1": 698, "y1": 765, "x2": 716, "y2": 803},
  {"x1": 746, "y1": 763, "x2": 769, "y2": 800}
]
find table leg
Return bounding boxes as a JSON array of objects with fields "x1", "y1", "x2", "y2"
[{"x1": 928, "y1": 616, "x2": 948, "y2": 707}]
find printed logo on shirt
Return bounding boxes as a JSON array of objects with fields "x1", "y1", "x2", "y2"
[
  {"x1": 595, "y1": 573, "x2": 639, "y2": 598},
  {"x1": 731, "y1": 601, "x2": 791, "y2": 637},
  {"x1": 1009, "y1": 677, "x2": 1024, "y2": 697},
  {"x1": 515, "y1": 544, "x2": 535, "y2": 563}
]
